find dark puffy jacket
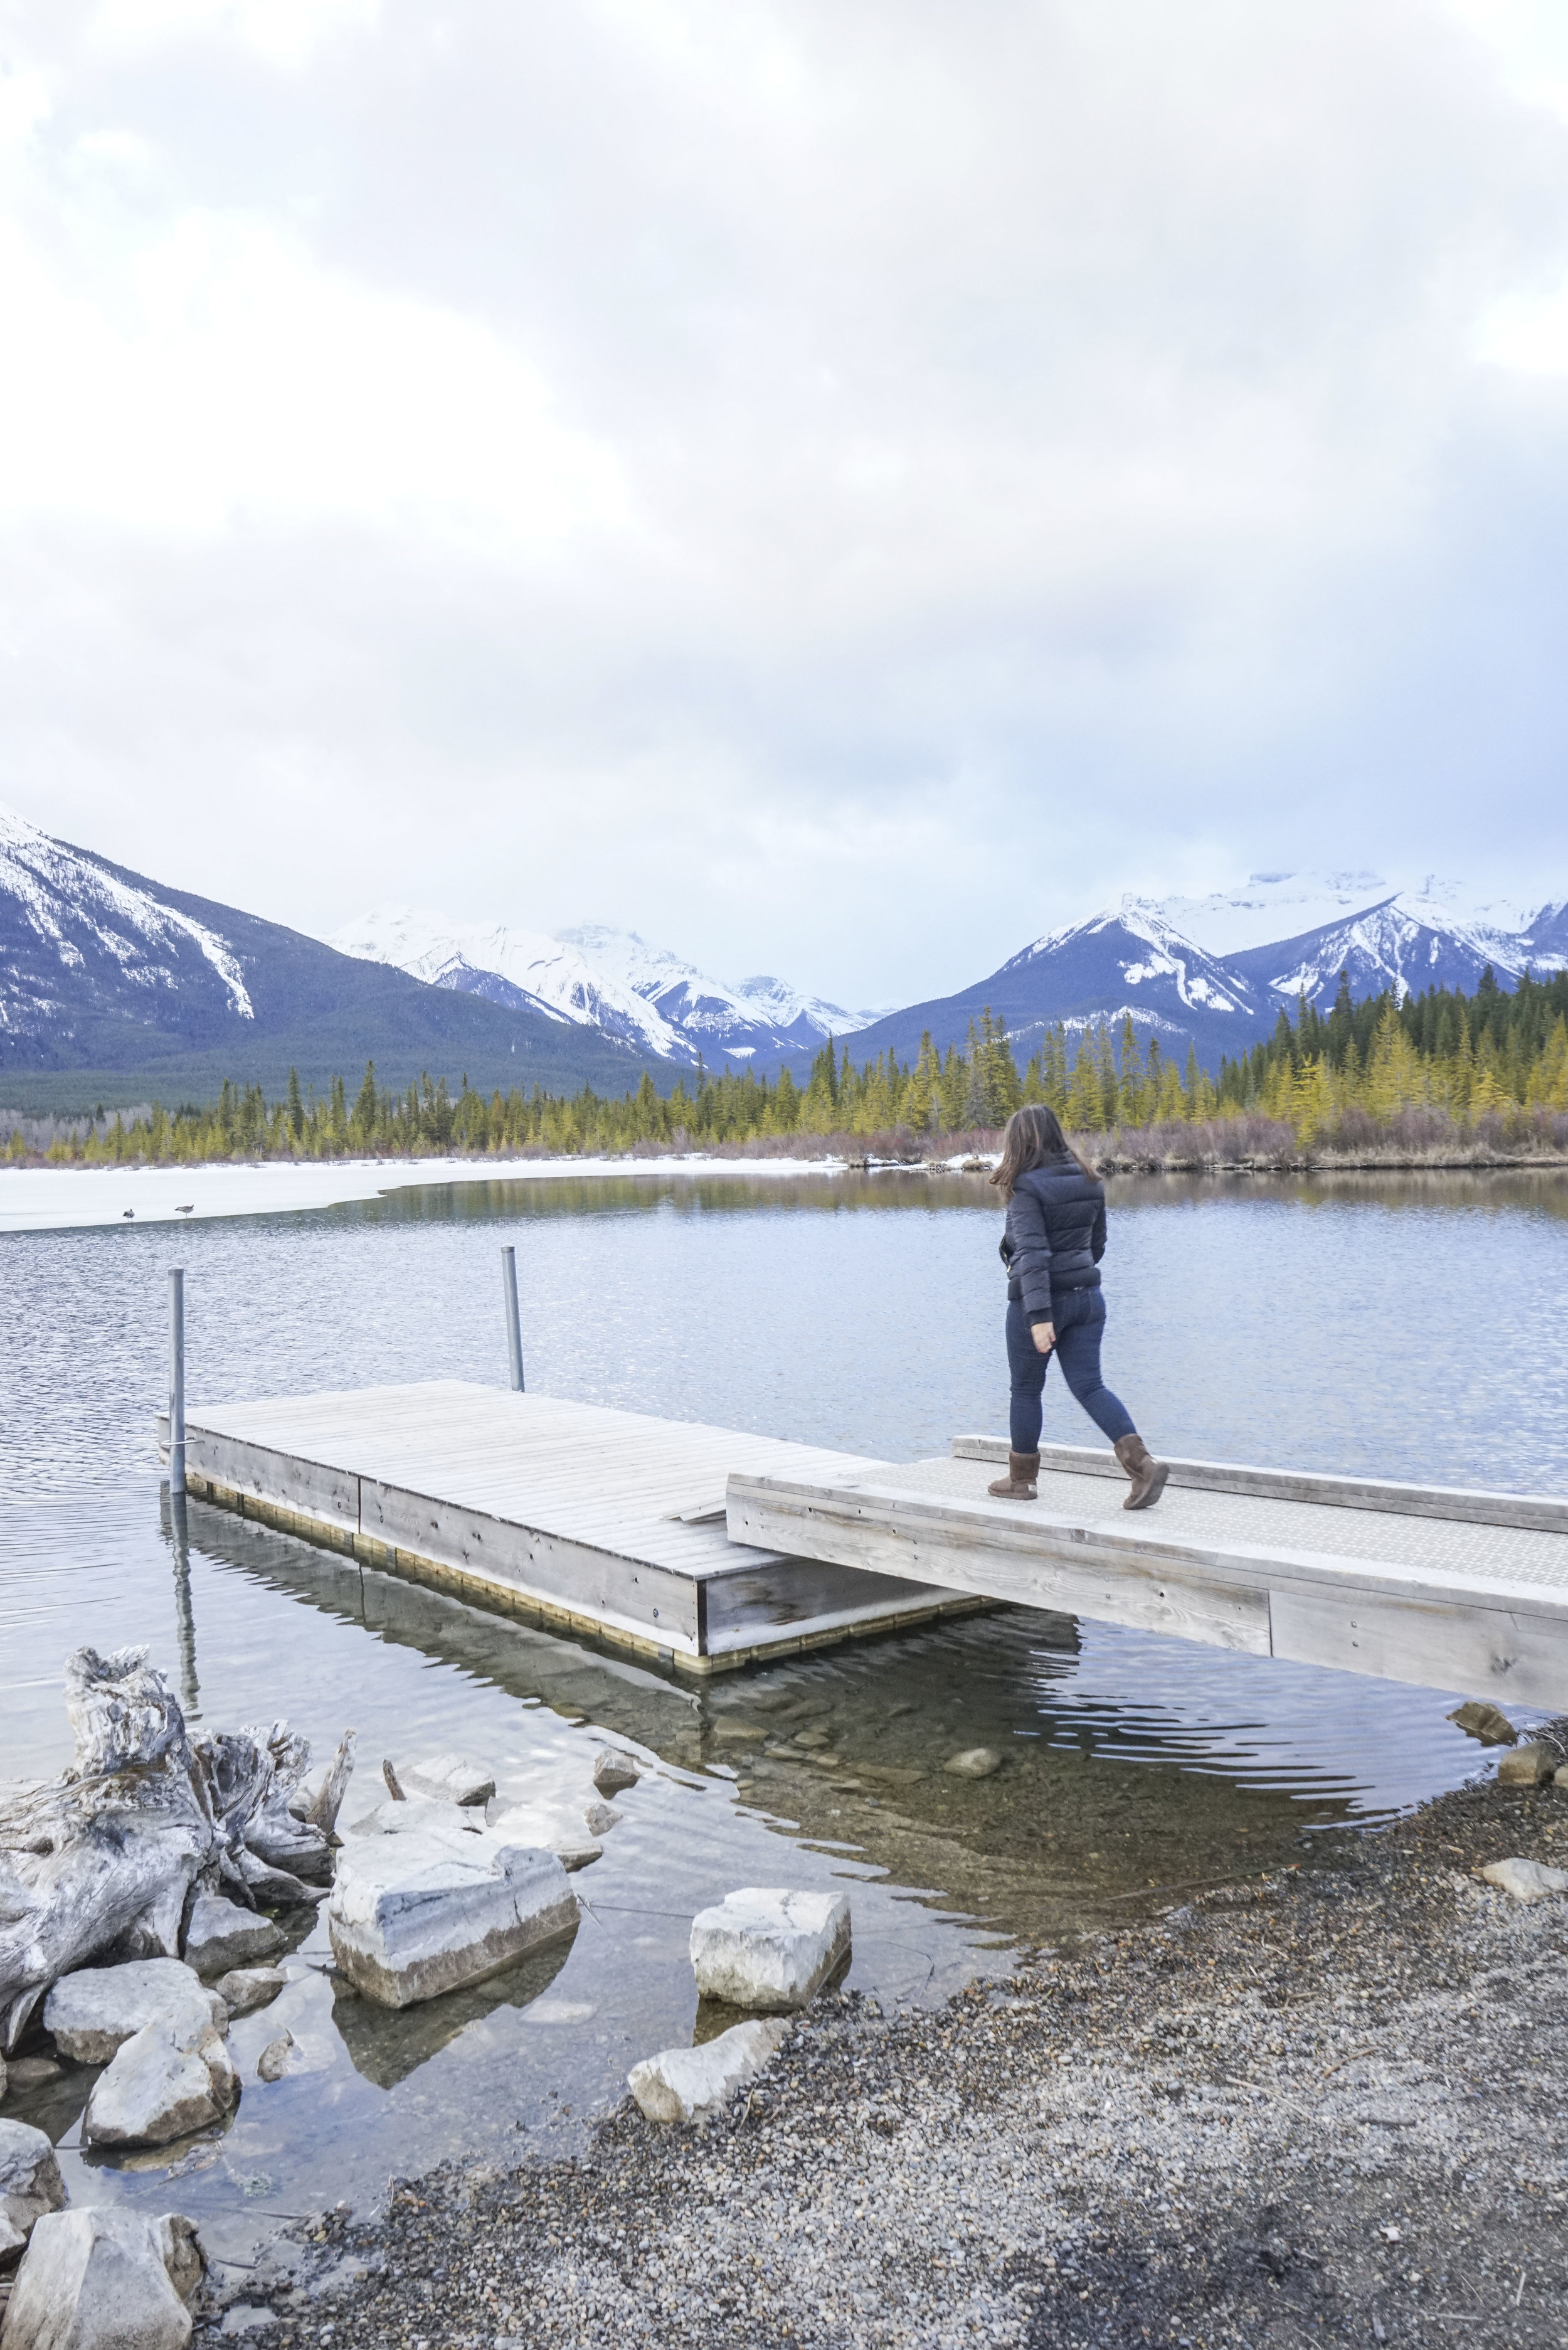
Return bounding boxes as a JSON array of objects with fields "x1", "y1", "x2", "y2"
[{"x1": 1000, "y1": 1154, "x2": 1107, "y2": 1323}]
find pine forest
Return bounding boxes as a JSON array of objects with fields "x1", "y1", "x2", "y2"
[{"x1": 8, "y1": 968, "x2": 1568, "y2": 1170}]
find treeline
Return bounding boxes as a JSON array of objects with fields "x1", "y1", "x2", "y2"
[{"x1": 6, "y1": 969, "x2": 1567, "y2": 1167}]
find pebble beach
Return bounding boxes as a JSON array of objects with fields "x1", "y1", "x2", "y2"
[{"x1": 193, "y1": 1743, "x2": 1568, "y2": 2349}]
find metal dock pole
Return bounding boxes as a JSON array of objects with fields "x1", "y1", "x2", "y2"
[
  {"x1": 501, "y1": 1245, "x2": 524, "y2": 1392},
  {"x1": 168, "y1": 1267, "x2": 186, "y2": 1497}
]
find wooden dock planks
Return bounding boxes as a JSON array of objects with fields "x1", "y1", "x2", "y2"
[
  {"x1": 166, "y1": 1383, "x2": 987, "y2": 1673},
  {"x1": 725, "y1": 1440, "x2": 1568, "y2": 1708},
  {"x1": 164, "y1": 1381, "x2": 1568, "y2": 1704}
]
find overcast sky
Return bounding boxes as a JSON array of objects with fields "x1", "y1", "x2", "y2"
[{"x1": 4, "y1": 0, "x2": 1568, "y2": 1004}]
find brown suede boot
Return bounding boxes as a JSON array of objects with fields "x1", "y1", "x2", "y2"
[
  {"x1": 987, "y1": 1451, "x2": 1039, "y2": 1501},
  {"x1": 1115, "y1": 1433, "x2": 1168, "y2": 1511}
]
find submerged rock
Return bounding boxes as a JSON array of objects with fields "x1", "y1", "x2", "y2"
[
  {"x1": 326, "y1": 1804, "x2": 578, "y2": 2009},
  {"x1": 591, "y1": 1749, "x2": 640, "y2": 1798},
  {"x1": 1448, "y1": 1701, "x2": 1517, "y2": 1747},
  {"x1": 401, "y1": 1755, "x2": 496, "y2": 1808},
  {"x1": 83, "y1": 2017, "x2": 238, "y2": 2149},
  {"x1": 182, "y1": 1893, "x2": 285, "y2": 1978},
  {"x1": 3, "y1": 2059, "x2": 61, "y2": 2092},
  {"x1": 628, "y1": 2018, "x2": 790, "y2": 2124},
  {"x1": 1480, "y1": 1856, "x2": 1568, "y2": 1903},
  {"x1": 943, "y1": 1748, "x2": 1002, "y2": 1778},
  {"x1": 215, "y1": 1966, "x2": 287, "y2": 2018},
  {"x1": 254, "y1": 2029, "x2": 325, "y2": 2083},
  {"x1": 1, "y1": 2208, "x2": 203, "y2": 2350},
  {"x1": 583, "y1": 1800, "x2": 623, "y2": 1837},
  {"x1": 43, "y1": 1960, "x2": 226, "y2": 2066},
  {"x1": 0, "y1": 2117, "x2": 66, "y2": 2261},
  {"x1": 689, "y1": 1888, "x2": 852, "y2": 2009}
]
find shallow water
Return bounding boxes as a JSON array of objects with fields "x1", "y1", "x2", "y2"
[{"x1": 1, "y1": 1167, "x2": 1564, "y2": 2259}]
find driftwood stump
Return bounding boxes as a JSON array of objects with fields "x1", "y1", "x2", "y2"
[{"x1": 0, "y1": 1647, "x2": 349, "y2": 2051}]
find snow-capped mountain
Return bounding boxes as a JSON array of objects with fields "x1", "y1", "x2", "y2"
[
  {"x1": 797, "y1": 871, "x2": 1568, "y2": 1083},
  {"x1": 559, "y1": 925, "x2": 882, "y2": 1061},
  {"x1": 819, "y1": 898, "x2": 1268, "y2": 1077},
  {"x1": 0, "y1": 800, "x2": 665, "y2": 1100},
  {"x1": 1157, "y1": 871, "x2": 1565, "y2": 1013},
  {"x1": 327, "y1": 908, "x2": 691, "y2": 1062},
  {"x1": 1155, "y1": 868, "x2": 1563, "y2": 1001},
  {"x1": 329, "y1": 908, "x2": 881, "y2": 1069},
  {"x1": 1517, "y1": 899, "x2": 1568, "y2": 969},
  {"x1": 0, "y1": 800, "x2": 255, "y2": 1061},
  {"x1": 1156, "y1": 870, "x2": 1400, "y2": 958}
]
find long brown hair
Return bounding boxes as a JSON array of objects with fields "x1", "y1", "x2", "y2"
[{"x1": 987, "y1": 1103, "x2": 1096, "y2": 1200}]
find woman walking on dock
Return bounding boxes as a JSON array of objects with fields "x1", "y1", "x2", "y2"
[{"x1": 987, "y1": 1103, "x2": 1167, "y2": 1509}]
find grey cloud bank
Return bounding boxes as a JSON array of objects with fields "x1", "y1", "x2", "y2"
[{"x1": 3, "y1": 0, "x2": 1567, "y2": 1004}]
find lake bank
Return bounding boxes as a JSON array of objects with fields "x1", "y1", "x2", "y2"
[
  {"x1": 195, "y1": 1753, "x2": 1568, "y2": 2349},
  {"x1": 4, "y1": 1144, "x2": 1567, "y2": 1235}
]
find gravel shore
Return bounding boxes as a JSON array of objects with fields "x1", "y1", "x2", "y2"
[{"x1": 200, "y1": 1760, "x2": 1567, "y2": 2347}]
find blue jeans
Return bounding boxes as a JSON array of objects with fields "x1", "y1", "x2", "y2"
[{"x1": 1006, "y1": 1289, "x2": 1136, "y2": 1453}]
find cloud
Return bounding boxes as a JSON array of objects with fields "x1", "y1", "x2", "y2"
[{"x1": 2, "y1": 0, "x2": 1567, "y2": 1002}]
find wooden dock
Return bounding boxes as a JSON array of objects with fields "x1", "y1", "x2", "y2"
[
  {"x1": 161, "y1": 1383, "x2": 1568, "y2": 1705},
  {"x1": 159, "y1": 1383, "x2": 988, "y2": 1674},
  {"x1": 727, "y1": 1436, "x2": 1568, "y2": 1709}
]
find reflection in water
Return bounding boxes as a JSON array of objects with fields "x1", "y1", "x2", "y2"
[
  {"x1": 181, "y1": 1492, "x2": 1478, "y2": 1940},
  {"x1": 331, "y1": 1930, "x2": 580, "y2": 2092},
  {"x1": 163, "y1": 1489, "x2": 201, "y2": 1721}
]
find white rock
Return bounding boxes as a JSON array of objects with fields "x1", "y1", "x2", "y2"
[
  {"x1": 628, "y1": 2018, "x2": 790, "y2": 2124},
  {"x1": 583, "y1": 1800, "x2": 623, "y2": 1837},
  {"x1": 400, "y1": 1755, "x2": 496, "y2": 1807},
  {"x1": 689, "y1": 1888, "x2": 852, "y2": 2009},
  {"x1": 182, "y1": 1893, "x2": 285, "y2": 1978},
  {"x1": 488, "y1": 1804, "x2": 602, "y2": 1873},
  {"x1": 43, "y1": 1960, "x2": 227, "y2": 2065},
  {"x1": 0, "y1": 2118, "x2": 65, "y2": 2261},
  {"x1": 344, "y1": 1795, "x2": 465, "y2": 1837},
  {"x1": 1480, "y1": 1856, "x2": 1568, "y2": 1903},
  {"x1": 83, "y1": 2018, "x2": 239, "y2": 2149},
  {"x1": 592, "y1": 1748, "x2": 640, "y2": 1797},
  {"x1": 943, "y1": 1747, "x2": 1003, "y2": 1778},
  {"x1": 0, "y1": 2208, "x2": 202, "y2": 2350},
  {"x1": 326, "y1": 1804, "x2": 578, "y2": 2009},
  {"x1": 215, "y1": 1967, "x2": 287, "y2": 2018}
]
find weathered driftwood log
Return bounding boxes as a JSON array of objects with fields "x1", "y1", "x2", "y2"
[
  {"x1": 305, "y1": 1730, "x2": 357, "y2": 1836},
  {"x1": 0, "y1": 1648, "x2": 350, "y2": 2053}
]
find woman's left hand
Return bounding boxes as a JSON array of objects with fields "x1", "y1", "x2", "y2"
[{"x1": 1031, "y1": 1321, "x2": 1056, "y2": 1355}]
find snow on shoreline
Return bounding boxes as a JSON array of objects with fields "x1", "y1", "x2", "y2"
[{"x1": 0, "y1": 1153, "x2": 885, "y2": 1236}]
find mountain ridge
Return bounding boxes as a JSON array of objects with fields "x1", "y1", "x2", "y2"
[
  {"x1": 327, "y1": 905, "x2": 886, "y2": 1070},
  {"x1": 0, "y1": 803, "x2": 676, "y2": 1112},
  {"x1": 3, "y1": 808, "x2": 1564, "y2": 1111}
]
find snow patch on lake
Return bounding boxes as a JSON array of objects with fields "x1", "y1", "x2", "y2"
[{"x1": 0, "y1": 1155, "x2": 855, "y2": 1235}]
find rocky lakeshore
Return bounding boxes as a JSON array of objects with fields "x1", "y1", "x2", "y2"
[{"x1": 185, "y1": 1755, "x2": 1567, "y2": 2350}]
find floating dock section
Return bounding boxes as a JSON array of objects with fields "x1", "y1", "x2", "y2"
[
  {"x1": 160, "y1": 1382, "x2": 987, "y2": 1674},
  {"x1": 727, "y1": 1436, "x2": 1568, "y2": 1709}
]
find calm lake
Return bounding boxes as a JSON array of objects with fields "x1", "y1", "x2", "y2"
[{"x1": 3, "y1": 1166, "x2": 1565, "y2": 2260}]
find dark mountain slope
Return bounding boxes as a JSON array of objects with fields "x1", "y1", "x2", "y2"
[{"x1": 0, "y1": 809, "x2": 670, "y2": 1110}]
